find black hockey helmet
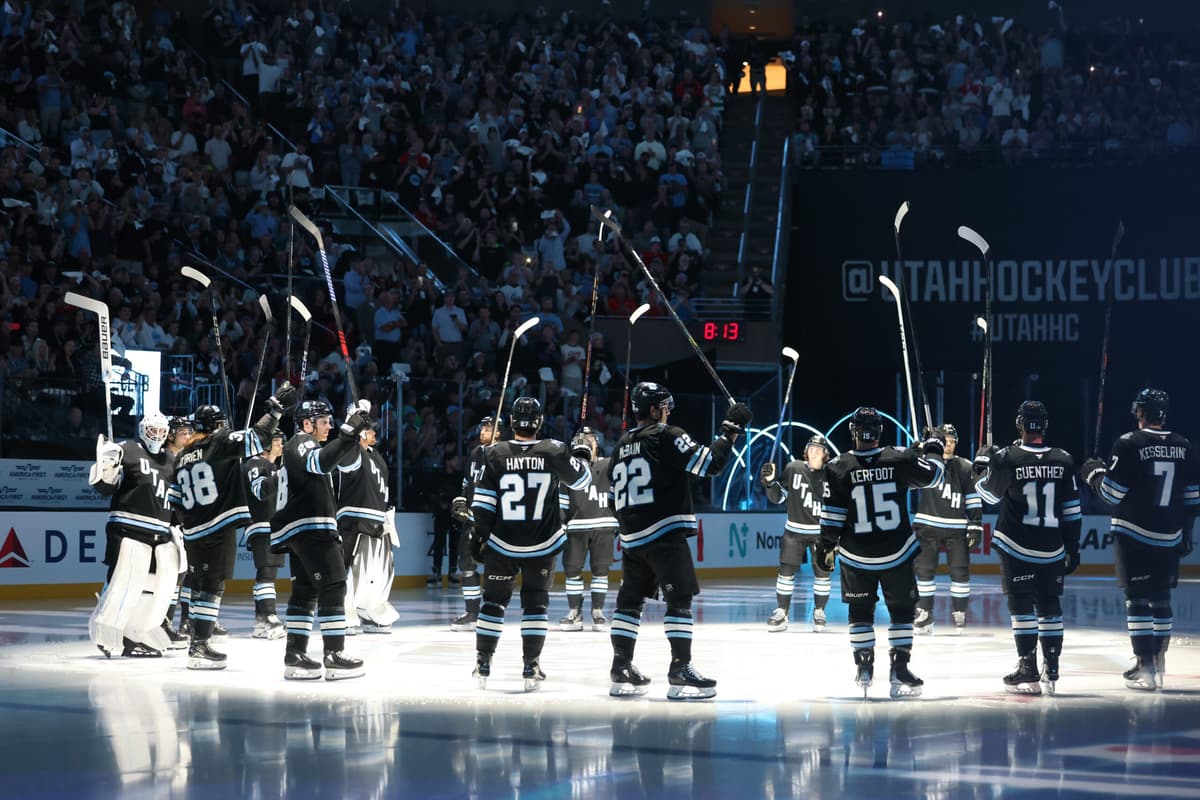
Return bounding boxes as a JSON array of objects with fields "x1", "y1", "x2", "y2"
[
  {"x1": 168, "y1": 415, "x2": 194, "y2": 436},
  {"x1": 1016, "y1": 400, "x2": 1049, "y2": 435},
  {"x1": 940, "y1": 423, "x2": 958, "y2": 440},
  {"x1": 848, "y1": 407, "x2": 883, "y2": 443},
  {"x1": 805, "y1": 434, "x2": 832, "y2": 456},
  {"x1": 1131, "y1": 388, "x2": 1169, "y2": 424},
  {"x1": 295, "y1": 400, "x2": 333, "y2": 423},
  {"x1": 510, "y1": 396, "x2": 543, "y2": 435},
  {"x1": 571, "y1": 427, "x2": 596, "y2": 459},
  {"x1": 631, "y1": 382, "x2": 674, "y2": 419},
  {"x1": 192, "y1": 404, "x2": 228, "y2": 434}
]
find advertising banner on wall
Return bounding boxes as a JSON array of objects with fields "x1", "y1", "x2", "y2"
[{"x1": 0, "y1": 460, "x2": 108, "y2": 509}]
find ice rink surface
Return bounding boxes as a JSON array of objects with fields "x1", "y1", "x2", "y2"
[{"x1": 2, "y1": 575, "x2": 1199, "y2": 799}]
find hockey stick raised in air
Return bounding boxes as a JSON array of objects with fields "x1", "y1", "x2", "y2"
[
  {"x1": 245, "y1": 295, "x2": 273, "y2": 429},
  {"x1": 288, "y1": 205, "x2": 358, "y2": 403},
  {"x1": 892, "y1": 202, "x2": 934, "y2": 435},
  {"x1": 288, "y1": 296, "x2": 312, "y2": 399},
  {"x1": 1093, "y1": 220, "x2": 1126, "y2": 456},
  {"x1": 622, "y1": 303, "x2": 652, "y2": 430},
  {"x1": 958, "y1": 226, "x2": 993, "y2": 447},
  {"x1": 974, "y1": 316, "x2": 988, "y2": 450},
  {"x1": 284, "y1": 219, "x2": 296, "y2": 380},
  {"x1": 65, "y1": 291, "x2": 114, "y2": 440},
  {"x1": 879, "y1": 275, "x2": 920, "y2": 442},
  {"x1": 181, "y1": 265, "x2": 233, "y2": 414},
  {"x1": 493, "y1": 316, "x2": 541, "y2": 443},
  {"x1": 767, "y1": 346, "x2": 801, "y2": 464},
  {"x1": 590, "y1": 204, "x2": 735, "y2": 407},
  {"x1": 578, "y1": 245, "x2": 605, "y2": 427}
]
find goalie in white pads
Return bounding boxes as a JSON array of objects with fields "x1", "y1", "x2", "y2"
[
  {"x1": 89, "y1": 410, "x2": 184, "y2": 658},
  {"x1": 336, "y1": 415, "x2": 399, "y2": 634}
]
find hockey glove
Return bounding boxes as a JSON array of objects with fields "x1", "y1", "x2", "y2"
[
  {"x1": 966, "y1": 527, "x2": 981, "y2": 550},
  {"x1": 451, "y1": 496, "x2": 474, "y2": 525},
  {"x1": 1063, "y1": 549, "x2": 1080, "y2": 576},
  {"x1": 339, "y1": 410, "x2": 371, "y2": 441},
  {"x1": 972, "y1": 444, "x2": 999, "y2": 475},
  {"x1": 1177, "y1": 531, "x2": 1195, "y2": 558},
  {"x1": 268, "y1": 380, "x2": 299, "y2": 415},
  {"x1": 814, "y1": 542, "x2": 837, "y2": 572},
  {"x1": 720, "y1": 402, "x2": 753, "y2": 436},
  {"x1": 89, "y1": 435, "x2": 124, "y2": 486},
  {"x1": 759, "y1": 462, "x2": 777, "y2": 486},
  {"x1": 1081, "y1": 457, "x2": 1107, "y2": 492},
  {"x1": 468, "y1": 528, "x2": 490, "y2": 563},
  {"x1": 921, "y1": 437, "x2": 945, "y2": 458}
]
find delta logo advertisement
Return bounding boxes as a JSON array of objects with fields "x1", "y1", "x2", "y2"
[{"x1": 0, "y1": 529, "x2": 31, "y2": 568}]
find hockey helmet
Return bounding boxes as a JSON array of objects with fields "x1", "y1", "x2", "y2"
[
  {"x1": 571, "y1": 427, "x2": 597, "y2": 459},
  {"x1": 805, "y1": 434, "x2": 832, "y2": 456},
  {"x1": 192, "y1": 404, "x2": 228, "y2": 434},
  {"x1": 1131, "y1": 388, "x2": 1168, "y2": 424},
  {"x1": 940, "y1": 423, "x2": 958, "y2": 440},
  {"x1": 631, "y1": 382, "x2": 674, "y2": 419},
  {"x1": 848, "y1": 407, "x2": 883, "y2": 443},
  {"x1": 1016, "y1": 400, "x2": 1049, "y2": 435},
  {"x1": 168, "y1": 415, "x2": 194, "y2": 436},
  {"x1": 510, "y1": 396, "x2": 543, "y2": 435},
  {"x1": 139, "y1": 411, "x2": 170, "y2": 454},
  {"x1": 295, "y1": 400, "x2": 333, "y2": 423}
]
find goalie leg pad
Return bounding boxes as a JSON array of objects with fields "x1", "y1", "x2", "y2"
[
  {"x1": 123, "y1": 543, "x2": 180, "y2": 652},
  {"x1": 90, "y1": 537, "x2": 153, "y2": 654},
  {"x1": 355, "y1": 536, "x2": 399, "y2": 627}
]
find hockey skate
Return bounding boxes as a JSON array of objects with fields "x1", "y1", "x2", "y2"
[
  {"x1": 609, "y1": 662, "x2": 652, "y2": 697},
  {"x1": 914, "y1": 607, "x2": 933, "y2": 636},
  {"x1": 591, "y1": 610, "x2": 609, "y2": 632},
  {"x1": 345, "y1": 624, "x2": 362, "y2": 637},
  {"x1": 812, "y1": 608, "x2": 827, "y2": 632},
  {"x1": 187, "y1": 641, "x2": 227, "y2": 670},
  {"x1": 667, "y1": 661, "x2": 717, "y2": 700},
  {"x1": 559, "y1": 608, "x2": 583, "y2": 631},
  {"x1": 253, "y1": 614, "x2": 286, "y2": 640},
  {"x1": 212, "y1": 623, "x2": 230, "y2": 639},
  {"x1": 854, "y1": 649, "x2": 874, "y2": 698},
  {"x1": 161, "y1": 620, "x2": 189, "y2": 650},
  {"x1": 1003, "y1": 656, "x2": 1042, "y2": 695},
  {"x1": 1154, "y1": 651, "x2": 1166, "y2": 690},
  {"x1": 523, "y1": 661, "x2": 546, "y2": 692},
  {"x1": 283, "y1": 650, "x2": 324, "y2": 680},
  {"x1": 361, "y1": 618, "x2": 393, "y2": 634},
  {"x1": 1124, "y1": 657, "x2": 1157, "y2": 691},
  {"x1": 473, "y1": 653, "x2": 491, "y2": 689},
  {"x1": 447, "y1": 572, "x2": 461, "y2": 585},
  {"x1": 889, "y1": 651, "x2": 924, "y2": 698},
  {"x1": 952, "y1": 611, "x2": 967, "y2": 634},
  {"x1": 450, "y1": 612, "x2": 478, "y2": 632},
  {"x1": 323, "y1": 651, "x2": 365, "y2": 681},
  {"x1": 1040, "y1": 656, "x2": 1059, "y2": 696},
  {"x1": 122, "y1": 638, "x2": 162, "y2": 658},
  {"x1": 426, "y1": 572, "x2": 442, "y2": 588},
  {"x1": 766, "y1": 608, "x2": 788, "y2": 632}
]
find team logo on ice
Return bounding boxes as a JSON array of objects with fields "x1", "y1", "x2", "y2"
[{"x1": 0, "y1": 528, "x2": 31, "y2": 568}]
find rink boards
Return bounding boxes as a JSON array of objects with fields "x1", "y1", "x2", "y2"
[{"x1": 2, "y1": 511, "x2": 1192, "y2": 598}]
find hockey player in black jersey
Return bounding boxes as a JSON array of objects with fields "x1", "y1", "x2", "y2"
[
  {"x1": 175, "y1": 384, "x2": 295, "y2": 669},
  {"x1": 273, "y1": 400, "x2": 372, "y2": 681},
  {"x1": 1081, "y1": 388, "x2": 1200, "y2": 690},
  {"x1": 163, "y1": 415, "x2": 195, "y2": 648},
  {"x1": 913, "y1": 424, "x2": 983, "y2": 635},
  {"x1": 818, "y1": 407, "x2": 944, "y2": 699},
  {"x1": 469, "y1": 397, "x2": 591, "y2": 691},
  {"x1": 761, "y1": 434, "x2": 832, "y2": 633},
  {"x1": 606, "y1": 382, "x2": 753, "y2": 700},
  {"x1": 559, "y1": 428, "x2": 618, "y2": 632},
  {"x1": 243, "y1": 430, "x2": 285, "y2": 640},
  {"x1": 336, "y1": 418, "x2": 398, "y2": 634},
  {"x1": 89, "y1": 410, "x2": 183, "y2": 658},
  {"x1": 975, "y1": 401, "x2": 1082, "y2": 695},
  {"x1": 450, "y1": 417, "x2": 499, "y2": 632}
]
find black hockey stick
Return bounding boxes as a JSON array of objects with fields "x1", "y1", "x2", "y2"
[
  {"x1": 289, "y1": 205, "x2": 359, "y2": 404},
  {"x1": 288, "y1": 296, "x2": 312, "y2": 399},
  {"x1": 958, "y1": 227, "x2": 993, "y2": 447},
  {"x1": 492, "y1": 316, "x2": 542, "y2": 442},
  {"x1": 768, "y1": 346, "x2": 800, "y2": 464},
  {"x1": 182, "y1": 264, "x2": 234, "y2": 413},
  {"x1": 622, "y1": 303, "x2": 651, "y2": 431},
  {"x1": 578, "y1": 251, "x2": 604, "y2": 428},
  {"x1": 891, "y1": 202, "x2": 934, "y2": 434},
  {"x1": 1093, "y1": 220, "x2": 1126, "y2": 456},
  {"x1": 284, "y1": 219, "x2": 296, "y2": 381},
  {"x1": 591, "y1": 204, "x2": 735, "y2": 407},
  {"x1": 974, "y1": 316, "x2": 988, "y2": 450},
  {"x1": 244, "y1": 295, "x2": 273, "y2": 429}
]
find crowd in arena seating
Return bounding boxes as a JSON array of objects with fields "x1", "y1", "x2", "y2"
[{"x1": 784, "y1": 7, "x2": 1200, "y2": 167}]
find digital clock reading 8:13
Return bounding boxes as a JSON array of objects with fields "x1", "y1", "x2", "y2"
[{"x1": 701, "y1": 322, "x2": 741, "y2": 341}]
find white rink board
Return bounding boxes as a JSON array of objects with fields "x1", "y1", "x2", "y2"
[{"x1": 0, "y1": 512, "x2": 1125, "y2": 587}]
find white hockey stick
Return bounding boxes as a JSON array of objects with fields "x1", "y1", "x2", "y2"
[
  {"x1": 622, "y1": 303, "x2": 652, "y2": 430},
  {"x1": 288, "y1": 296, "x2": 312, "y2": 398},
  {"x1": 878, "y1": 274, "x2": 919, "y2": 441},
  {"x1": 181, "y1": 265, "x2": 233, "y2": 414},
  {"x1": 768, "y1": 346, "x2": 801, "y2": 463},
  {"x1": 65, "y1": 291, "x2": 114, "y2": 440},
  {"x1": 958, "y1": 226, "x2": 993, "y2": 446},
  {"x1": 492, "y1": 316, "x2": 541, "y2": 442},
  {"x1": 892, "y1": 201, "x2": 933, "y2": 434}
]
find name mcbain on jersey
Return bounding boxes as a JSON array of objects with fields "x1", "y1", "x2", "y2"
[{"x1": 1014, "y1": 464, "x2": 1066, "y2": 481}]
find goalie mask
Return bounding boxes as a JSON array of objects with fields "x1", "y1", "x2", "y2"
[{"x1": 139, "y1": 411, "x2": 170, "y2": 454}]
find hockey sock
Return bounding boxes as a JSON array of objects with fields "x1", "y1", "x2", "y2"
[
  {"x1": 285, "y1": 601, "x2": 315, "y2": 653},
  {"x1": 950, "y1": 581, "x2": 970, "y2": 613},
  {"x1": 253, "y1": 581, "x2": 277, "y2": 617},
  {"x1": 179, "y1": 585, "x2": 192, "y2": 624},
  {"x1": 849, "y1": 623, "x2": 875, "y2": 652},
  {"x1": 1126, "y1": 599, "x2": 1156, "y2": 659},
  {"x1": 916, "y1": 579, "x2": 936, "y2": 612},
  {"x1": 476, "y1": 602, "x2": 505, "y2": 655},
  {"x1": 1152, "y1": 602, "x2": 1173, "y2": 656},
  {"x1": 1037, "y1": 617, "x2": 1063, "y2": 660},
  {"x1": 664, "y1": 607, "x2": 693, "y2": 664},
  {"x1": 319, "y1": 607, "x2": 347, "y2": 654},
  {"x1": 888, "y1": 622, "x2": 914, "y2": 650},
  {"x1": 166, "y1": 583, "x2": 180, "y2": 622},
  {"x1": 565, "y1": 575, "x2": 584, "y2": 611},
  {"x1": 521, "y1": 612, "x2": 549, "y2": 662},
  {"x1": 813, "y1": 576, "x2": 832, "y2": 610},
  {"x1": 1011, "y1": 614, "x2": 1038, "y2": 657},
  {"x1": 775, "y1": 573, "x2": 795, "y2": 612},
  {"x1": 610, "y1": 608, "x2": 641, "y2": 665},
  {"x1": 462, "y1": 570, "x2": 481, "y2": 614},
  {"x1": 190, "y1": 591, "x2": 222, "y2": 642},
  {"x1": 590, "y1": 574, "x2": 609, "y2": 611}
]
